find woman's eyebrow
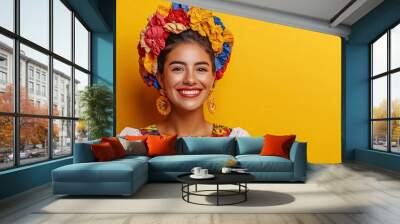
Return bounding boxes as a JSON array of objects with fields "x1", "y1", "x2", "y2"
[
  {"x1": 195, "y1": 61, "x2": 210, "y2": 66},
  {"x1": 169, "y1": 61, "x2": 186, "y2": 66},
  {"x1": 168, "y1": 61, "x2": 209, "y2": 66}
]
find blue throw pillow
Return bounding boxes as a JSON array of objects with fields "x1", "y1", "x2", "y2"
[
  {"x1": 179, "y1": 137, "x2": 236, "y2": 155},
  {"x1": 236, "y1": 137, "x2": 264, "y2": 155}
]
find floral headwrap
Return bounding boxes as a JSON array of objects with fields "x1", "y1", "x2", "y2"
[{"x1": 138, "y1": 2, "x2": 234, "y2": 89}]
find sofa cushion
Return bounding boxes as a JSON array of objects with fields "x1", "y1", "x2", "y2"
[
  {"x1": 146, "y1": 135, "x2": 177, "y2": 157},
  {"x1": 101, "y1": 137, "x2": 127, "y2": 158},
  {"x1": 118, "y1": 138, "x2": 147, "y2": 156},
  {"x1": 148, "y1": 154, "x2": 235, "y2": 172},
  {"x1": 179, "y1": 137, "x2": 236, "y2": 155},
  {"x1": 73, "y1": 140, "x2": 100, "y2": 163},
  {"x1": 236, "y1": 137, "x2": 263, "y2": 155},
  {"x1": 260, "y1": 134, "x2": 296, "y2": 159},
  {"x1": 52, "y1": 158, "x2": 148, "y2": 183},
  {"x1": 91, "y1": 142, "x2": 118, "y2": 161},
  {"x1": 114, "y1": 155, "x2": 150, "y2": 163},
  {"x1": 236, "y1": 155, "x2": 293, "y2": 172}
]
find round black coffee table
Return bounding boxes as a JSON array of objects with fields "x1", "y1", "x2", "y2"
[{"x1": 177, "y1": 173, "x2": 255, "y2": 206}]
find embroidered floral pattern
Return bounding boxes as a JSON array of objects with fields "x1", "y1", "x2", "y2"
[{"x1": 139, "y1": 124, "x2": 232, "y2": 137}]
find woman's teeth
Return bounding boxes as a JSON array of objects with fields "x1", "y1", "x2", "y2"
[{"x1": 178, "y1": 89, "x2": 201, "y2": 97}]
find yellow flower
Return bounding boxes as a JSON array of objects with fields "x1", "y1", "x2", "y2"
[
  {"x1": 188, "y1": 7, "x2": 213, "y2": 37},
  {"x1": 188, "y1": 7, "x2": 212, "y2": 24},
  {"x1": 143, "y1": 53, "x2": 156, "y2": 74},
  {"x1": 223, "y1": 29, "x2": 234, "y2": 45},
  {"x1": 207, "y1": 19, "x2": 225, "y2": 53}
]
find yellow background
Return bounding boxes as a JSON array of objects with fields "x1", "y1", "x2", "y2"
[{"x1": 116, "y1": 0, "x2": 342, "y2": 163}]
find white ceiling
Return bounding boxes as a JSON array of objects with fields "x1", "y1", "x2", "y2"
[
  {"x1": 172, "y1": 0, "x2": 384, "y2": 38},
  {"x1": 229, "y1": 0, "x2": 353, "y2": 22}
]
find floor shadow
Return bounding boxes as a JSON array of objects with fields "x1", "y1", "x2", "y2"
[{"x1": 202, "y1": 190, "x2": 295, "y2": 207}]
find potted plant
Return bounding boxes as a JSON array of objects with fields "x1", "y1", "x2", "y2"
[{"x1": 79, "y1": 84, "x2": 113, "y2": 140}]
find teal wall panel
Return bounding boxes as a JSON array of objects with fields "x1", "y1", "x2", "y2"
[
  {"x1": 344, "y1": 0, "x2": 400, "y2": 171},
  {"x1": 0, "y1": 158, "x2": 72, "y2": 199}
]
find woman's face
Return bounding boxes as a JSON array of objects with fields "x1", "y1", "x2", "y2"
[{"x1": 159, "y1": 42, "x2": 215, "y2": 112}]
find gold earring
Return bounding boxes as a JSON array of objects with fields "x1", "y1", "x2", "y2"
[
  {"x1": 207, "y1": 91, "x2": 216, "y2": 114},
  {"x1": 156, "y1": 94, "x2": 171, "y2": 116}
]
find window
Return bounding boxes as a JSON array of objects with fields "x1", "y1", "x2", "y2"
[
  {"x1": 28, "y1": 81, "x2": 34, "y2": 94},
  {"x1": 42, "y1": 85, "x2": 46, "y2": 97},
  {"x1": 0, "y1": 0, "x2": 14, "y2": 32},
  {"x1": 74, "y1": 69, "x2": 89, "y2": 118},
  {"x1": 0, "y1": 34, "x2": 13, "y2": 112},
  {"x1": 20, "y1": 0, "x2": 49, "y2": 49},
  {"x1": 0, "y1": 54, "x2": 7, "y2": 87},
  {"x1": 371, "y1": 23, "x2": 400, "y2": 154},
  {"x1": 35, "y1": 70, "x2": 40, "y2": 81},
  {"x1": 0, "y1": 54, "x2": 7, "y2": 67},
  {"x1": 35, "y1": 83, "x2": 40, "y2": 95},
  {"x1": 28, "y1": 67, "x2": 34, "y2": 80},
  {"x1": 0, "y1": 116, "x2": 13, "y2": 170},
  {"x1": 53, "y1": 59, "x2": 72, "y2": 117},
  {"x1": 53, "y1": 119, "x2": 72, "y2": 158},
  {"x1": 0, "y1": 71, "x2": 6, "y2": 85},
  {"x1": 75, "y1": 18, "x2": 89, "y2": 70},
  {"x1": 0, "y1": 0, "x2": 91, "y2": 170},
  {"x1": 53, "y1": 0, "x2": 72, "y2": 60}
]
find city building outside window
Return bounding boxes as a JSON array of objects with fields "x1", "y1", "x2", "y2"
[{"x1": 0, "y1": 0, "x2": 91, "y2": 170}]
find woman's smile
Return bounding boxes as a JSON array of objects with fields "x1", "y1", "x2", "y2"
[{"x1": 177, "y1": 88, "x2": 202, "y2": 98}]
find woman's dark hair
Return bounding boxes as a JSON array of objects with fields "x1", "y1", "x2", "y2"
[{"x1": 157, "y1": 30, "x2": 215, "y2": 74}]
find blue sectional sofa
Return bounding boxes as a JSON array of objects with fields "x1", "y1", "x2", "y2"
[{"x1": 52, "y1": 137, "x2": 307, "y2": 196}]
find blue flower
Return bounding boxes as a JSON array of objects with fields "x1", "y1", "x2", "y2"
[
  {"x1": 213, "y1": 16, "x2": 225, "y2": 29},
  {"x1": 144, "y1": 75, "x2": 161, "y2": 89},
  {"x1": 152, "y1": 76, "x2": 161, "y2": 89},
  {"x1": 215, "y1": 43, "x2": 231, "y2": 71},
  {"x1": 172, "y1": 2, "x2": 189, "y2": 13}
]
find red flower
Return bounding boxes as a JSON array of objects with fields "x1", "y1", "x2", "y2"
[
  {"x1": 148, "y1": 12, "x2": 166, "y2": 27},
  {"x1": 137, "y1": 42, "x2": 145, "y2": 57},
  {"x1": 144, "y1": 26, "x2": 169, "y2": 56},
  {"x1": 165, "y1": 8, "x2": 189, "y2": 26}
]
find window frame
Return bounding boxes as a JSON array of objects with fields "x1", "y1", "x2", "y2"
[
  {"x1": 370, "y1": 21, "x2": 400, "y2": 154},
  {"x1": 0, "y1": 0, "x2": 92, "y2": 171}
]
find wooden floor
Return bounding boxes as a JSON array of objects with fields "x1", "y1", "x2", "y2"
[{"x1": 1, "y1": 162, "x2": 400, "y2": 224}]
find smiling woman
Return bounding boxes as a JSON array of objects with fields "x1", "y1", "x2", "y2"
[{"x1": 119, "y1": 2, "x2": 249, "y2": 138}]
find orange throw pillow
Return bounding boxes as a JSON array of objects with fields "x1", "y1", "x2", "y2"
[
  {"x1": 260, "y1": 134, "x2": 296, "y2": 159},
  {"x1": 101, "y1": 137, "x2": 127, "y2": 158},
  {"x1": 91, "y1": 142, "x2": 118, "y2": 161},
  {"x1": 125, "y1": 135, "x2": 148, "y2": 141},
  {"x1": 146, "y1": 135, "x2": 177, "y2": 157}
]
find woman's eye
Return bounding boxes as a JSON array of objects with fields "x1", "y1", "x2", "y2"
[
  {"x1": 197, "y1": 67, "x2": 208, "y2": 72},
  {"x1": 172, "y1": 67, "x2": 183, "y2": 72}
]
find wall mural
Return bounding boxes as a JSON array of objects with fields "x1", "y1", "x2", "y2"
[{"x1": 117, "y1": 0, "x2": 342, "y2": 163}]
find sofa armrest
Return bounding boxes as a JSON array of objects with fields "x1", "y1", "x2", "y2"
[
  {"x1": 289, "y1": 142, "x2": 307, "y2": 181},
  {"x1": 73, "y1": 140, "x2": 100, "y2": 163}
]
